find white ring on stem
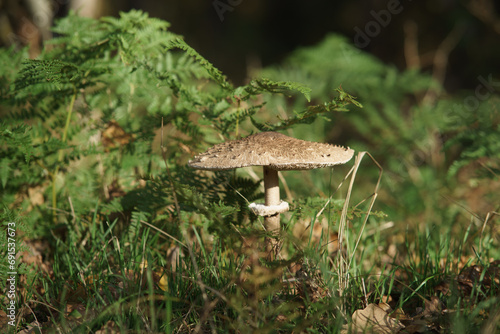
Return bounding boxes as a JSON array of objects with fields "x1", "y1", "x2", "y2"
[{"x1": 249, "y1": 201, "x2": 289, "y2": 217}]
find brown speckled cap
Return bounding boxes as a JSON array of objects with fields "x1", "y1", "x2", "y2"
[{"x1": 188, "y1": 131, "x2": 354, "y2": 170}]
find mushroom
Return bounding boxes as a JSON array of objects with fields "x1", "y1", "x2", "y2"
[{"x1": 188, "y1": 131, "x2": 354, "y2": 255}]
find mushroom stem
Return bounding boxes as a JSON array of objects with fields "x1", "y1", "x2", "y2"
[
  {"x1": 264, "y1": 166, "x2": 280, "y2": 207},
  {"x1": 263, "y1": 166, "x2": 281, "y2": 256}
]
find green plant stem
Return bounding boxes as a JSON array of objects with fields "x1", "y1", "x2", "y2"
[{"x1": 52, "y1": 90, "x2": 77, "y2": 222}]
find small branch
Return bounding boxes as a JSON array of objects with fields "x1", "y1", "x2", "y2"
[
  {"x1": 467, "y1": 0, "x2": 500, "y2": 35},
  {"x1": 403, "y1": 20, "x2": 420, "y2": 69},
  {"x1": 430, "y1": 24, "x2": 465, "y2": 86},
  {"x1": 423, "y1": 25, "x2": 465, "y2": 104}
]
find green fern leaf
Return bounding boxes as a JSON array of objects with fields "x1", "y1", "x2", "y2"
[
  {"x1": 237, "y1": 78, "x2": 312, "y2": 102},
  {"x1": 251, "y1": 87, "x2": 361, "y2": 131},
  {"x1": 14, "y1": 59, "x2": 82, "y2": 92},
  {"x1": 165, "y1": 38, "x2": 232, "y2": 90}
]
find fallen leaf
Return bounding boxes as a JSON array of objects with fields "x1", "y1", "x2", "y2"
[
  {"x1": 380, "y1": 295, "x2": 393, "y2": 304},
  {"x1": 457, "y1": 260, "x2": 500, "y2": 296},
  {"x1": 378, "y1": 302, "x2": 392, "y2": 312},
  {"x1": 351, "y1": 303, "x2": 405, "y2": 334},
  {"x1": 101, "y1": 120, "x2": 133, "y2": 150},
  {"x1": 158, "y1": 274, "x2": 169, "y2": 292},
  {"x1": 28, "y1": 186, "x2": 45, "y2": 206},
  {"x1": 423, "y1": 296, "x2": 442, "y2": 317},
  {"x1": 166, "y1": 244, "x2": 181, "y2": 272},
  {"x1": 391, "y1": 307, "x2": 411, "y2": 321},
  {"x1": 17, "y1": 320, "x2": 45, "y2": 334}
]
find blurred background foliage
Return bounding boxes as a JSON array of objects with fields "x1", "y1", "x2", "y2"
[{"x1": 2, "y1": 0, "x2": 500, "y2": 88}]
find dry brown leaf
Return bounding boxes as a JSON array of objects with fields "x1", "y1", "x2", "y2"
[
  {"x1": 423, "y1": 296, "x2": 442, "y2": 316},
  {"x1": 17, "y1": 321, "x2": 43, "y2": 334},
  {"x1": 0, "y1": 310, "x2": 8, "y2": 328},
  {"x1": 378, "y1": 302, "x2": 392, "y2": 312},
  {"x1": 380, "y1": 295, "x2": 393, "y2": 304},
  {"x1": 391, "y1": 307, "x2": 411, "y2": 321},
  {"x1": 434, "y1": 281, "x2": 450, "y2": 296},
  {"x1": 166, "y1": 244, "x2": 182, "y2": 272},
  {"x1": 275, "y1": 314, "x2": 287, "y2": 322},
  {"x1": 351, "y1": 303, "x2": 405, "y2": 334},
  {"x1": 28, "y1": 186, "x2": 45, "y2": 206},
  {"x1": 457, "y1": 260, "x2": 500, "y2": 296},
  {"x1": 101, "y1": 120, "x2": 133, "y2": 150}
]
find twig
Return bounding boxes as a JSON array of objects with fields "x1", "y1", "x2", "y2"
[
  {"x1": 431, "y1": 24, "x2": 465, "y2": 85},
  {"x1": 479, "y1": 211, "x2": 500, "y2": 254},
  {"x1": 361, "y1": 277, "x2": 368, "y2": 308},
  {"x1": 403, "y1": 20, "x2": 420, "y2": 69},
  {"x1": 423, "y1": 25, "x2": 465, "y2": 104},
  {"x1": 23, "y1": 302, "x2": 42, "y2": 332},
  {"x1": 467, "y1": 0, "x2": 500, "y2": 35}
]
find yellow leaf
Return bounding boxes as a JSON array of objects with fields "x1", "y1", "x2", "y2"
[{"x1": 158, "y1": 274, "x2": 169, "y2": 291}]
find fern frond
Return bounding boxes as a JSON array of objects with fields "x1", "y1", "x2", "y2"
[
  {"x1": 236, "y1": 78, "x2": 312, "y2": 102},
  {"x1": 251, "y1": 87, "x2": 361, "y2": 131},
  {"x1": 14, "y1": 59, "x2": 81, "y2": 92},
  {"x1": 165, "y1": 38, "x2": 232, "y2": 90},
  {"x1": 0, "y1": 121, "x2": 33, "y2": 163}
]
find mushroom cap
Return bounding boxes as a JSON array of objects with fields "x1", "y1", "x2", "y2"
[{"x1": 188, "y1": 131, "x2": 354, "y2": 171}]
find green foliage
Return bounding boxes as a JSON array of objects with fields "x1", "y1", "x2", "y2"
[
  {"x1": 0, "y1": 120, "x2": 33, "y2": 168},
  {"x1": 0, "y1": 10, "x2": 365, "y2": 331},
  {"x1": 442, "y1": 96, "x2": 500, "y2": 179},
  {"x1": 260, "y1": 33, "x2": 500, "y2": 233},
  {"x1": 1, "y1": 8, "x2": 497, "y2": 333},
  {"x1": 15, "y1": 59, "x2": 83, "y2": 92},
  {"x1": 0, "y1": 208, "x2": 34, "y2": 292},
  {"x1": 257, "y1": 35, "x2": 499, "y2": 331},
  {"x1": 165, "y1": 37, "x2": 232, "y2": 90},
  {"x1": 252, "y1": 87, "x2": 362, "y2": 131},
  {"x1": 236, "y1": 77, "x2": 312, "y2": 101}
]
